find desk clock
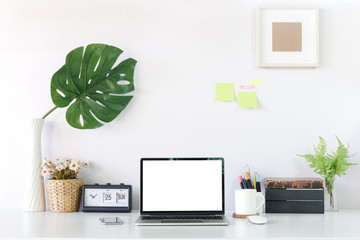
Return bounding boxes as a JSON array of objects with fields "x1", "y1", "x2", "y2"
[{"x1": 81, "y1": 183, "x2": 132, "y2": 212}]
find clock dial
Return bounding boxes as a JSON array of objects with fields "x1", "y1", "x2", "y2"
[{"x1": 84, "y1": 189, "x2": 102, "y2": 206}]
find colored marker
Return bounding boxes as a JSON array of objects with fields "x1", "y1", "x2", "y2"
[
  {"x1": 245, "y1": 172, "x2": 253, "y2": 189},
  {"x1": 239, "y1": 176, "x2": 245, "y2": 189},
  {"x1": 244, "y1": 164, "x2": 252, "y2": 184},
  {"x1": 256, "y1": 174, "x2": 261, "y2": 192},
  {"x1": 245, "y1": 164, "x2": 253, "y2": 181},
  {"x1": 242, "y1": 176, "x2": 247, "y2": 189},
  {"x1": 253, "y1": 173, "x2": 256, "y2": 190}
]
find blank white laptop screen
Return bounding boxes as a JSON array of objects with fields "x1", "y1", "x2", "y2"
[{"x1": 141, "y1": 159, "x2": 224, "y2": 212}]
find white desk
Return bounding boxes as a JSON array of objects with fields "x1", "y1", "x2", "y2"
[{"x1": 0, "y1": 209, "x2": 359, "y2": 239}]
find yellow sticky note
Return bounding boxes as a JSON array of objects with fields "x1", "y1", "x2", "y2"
[
  {"x1": 249, "y1": 80, "x2": 263, "y2": 84},
  {"x1": 216, "y1": 83, "x2": 234, "y2": 101},
  {"x1": 238, "y1": 92, "x2": 258, "y2": 108}
]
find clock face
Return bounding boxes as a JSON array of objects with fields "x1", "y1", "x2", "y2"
[{"x1": 84, "y1": 188, "x2": 129, "y2": 207}]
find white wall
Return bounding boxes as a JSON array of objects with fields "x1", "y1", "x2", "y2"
[{"x1": 1, "y1": 0, "x2": 360, "y2": 210}]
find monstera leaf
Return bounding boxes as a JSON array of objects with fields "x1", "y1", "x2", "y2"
[{"x1": 44, "y1": 44, "x2": 137, "y2": 129}]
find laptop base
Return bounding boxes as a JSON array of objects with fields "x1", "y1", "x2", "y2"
[{"x1": 134, "y1": 216, "x2": 229, "y2": 226}]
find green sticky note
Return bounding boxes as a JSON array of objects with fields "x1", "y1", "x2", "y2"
[
  {"x1": 216, "y1": 83, "x2": 235, "y2": 101},
  {"x1": 238, "y1": 92, "x2": 258, "y2": 108},
  {"x1": 249, "y1": 80, "x2": 263, "y2": 84}
]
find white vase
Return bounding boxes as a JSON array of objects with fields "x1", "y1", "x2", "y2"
[{"x1": 23, "y1": 118, "x2": 45, "y2": 211}]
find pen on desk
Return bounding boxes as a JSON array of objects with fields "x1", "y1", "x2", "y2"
[
  {"x1": 256, "y1": 174, "x2": 261, "y2": 192},
  {"x1": 245, "y1": 172, "x2": 253, "y2": 189},
  {"x1": 239, "y1": 176, "x2": 245, "y2": 189}
]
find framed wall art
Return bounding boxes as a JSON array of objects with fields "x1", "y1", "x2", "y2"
[{"x1": 257, "y1": 6, "x2": 319, "y2": 67}]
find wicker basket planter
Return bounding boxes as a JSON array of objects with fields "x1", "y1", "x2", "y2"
[{"x1": 45, "y1": 178, "x2": 84, "y2": 212}]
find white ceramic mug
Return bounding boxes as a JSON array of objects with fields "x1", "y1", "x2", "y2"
[{"x1": 235, "y1": 189, "x2": 265, "y2": 215}]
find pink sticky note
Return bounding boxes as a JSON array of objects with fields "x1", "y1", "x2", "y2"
[{"x1": 239, "y1": 85, "x2": 253, "y2": 89}]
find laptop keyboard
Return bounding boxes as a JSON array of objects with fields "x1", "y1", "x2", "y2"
[{"x1": 142, "y1": 215, "x2": 224, "y2": 221}]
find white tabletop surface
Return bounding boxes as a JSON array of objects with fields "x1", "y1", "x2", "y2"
[{"x1": 0, "y1": 209, "x2": 359, "y2": 239}]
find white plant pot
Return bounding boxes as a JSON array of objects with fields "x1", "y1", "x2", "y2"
[{"x1": 23, "y1": 118, "x2": 45, "y2": 211}]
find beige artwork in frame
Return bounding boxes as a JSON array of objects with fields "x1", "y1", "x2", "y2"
[{"x1": 257, "y1": 6, "x2": 319, "y2": 67}]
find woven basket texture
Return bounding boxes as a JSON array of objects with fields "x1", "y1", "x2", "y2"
[{"x1": 45, "y1": 178, "x2": 84, "y2": 212}]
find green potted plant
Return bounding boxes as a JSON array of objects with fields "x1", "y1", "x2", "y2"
[
  {"x1": 297, "y1": 136, "x2": 357, "y2": 211},
  {"x1": 24, "y1": 43, "x2": 136, "y2": 212}
]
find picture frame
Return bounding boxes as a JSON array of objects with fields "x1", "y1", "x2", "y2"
[{"x1": 257, "y1": 6, "x2": 319, "y2": 67}]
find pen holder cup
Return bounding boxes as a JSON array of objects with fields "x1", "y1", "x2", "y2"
[{"x1": 235, "y1": 189, "x2": 265, "y2": 215}]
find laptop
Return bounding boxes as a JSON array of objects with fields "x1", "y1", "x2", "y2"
[{"x1": 135, "y1": 158, "x2": 229, "y2": 226}]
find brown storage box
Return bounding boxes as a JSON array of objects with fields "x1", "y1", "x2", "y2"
[{"x1": 265, "y1": 177, "x2": 324, "y2": 214}]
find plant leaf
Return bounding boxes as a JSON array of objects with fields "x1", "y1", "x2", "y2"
[
  {"x1": 298, "y1": 137, "x2": 332, "y2": 178},
  {"x1": 50, "y1": 44, "x2": 137, "y2": 129},
  {"x1": 327, "y1": 136, "x2": 358, "y2": 176},
  {"x1": 298, "y1": 136, "x2": 358, "y2": 179}
]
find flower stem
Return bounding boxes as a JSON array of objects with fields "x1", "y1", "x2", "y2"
[
  {"x1": 325, "y1": 175, "x2": 336, "y2": 210},
  {"x1": 330, "y1": 192, "x2": 334, "y2": 209},
  {"x1": 42, "y1": 106, "x2": 58, "y2": 119}
]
